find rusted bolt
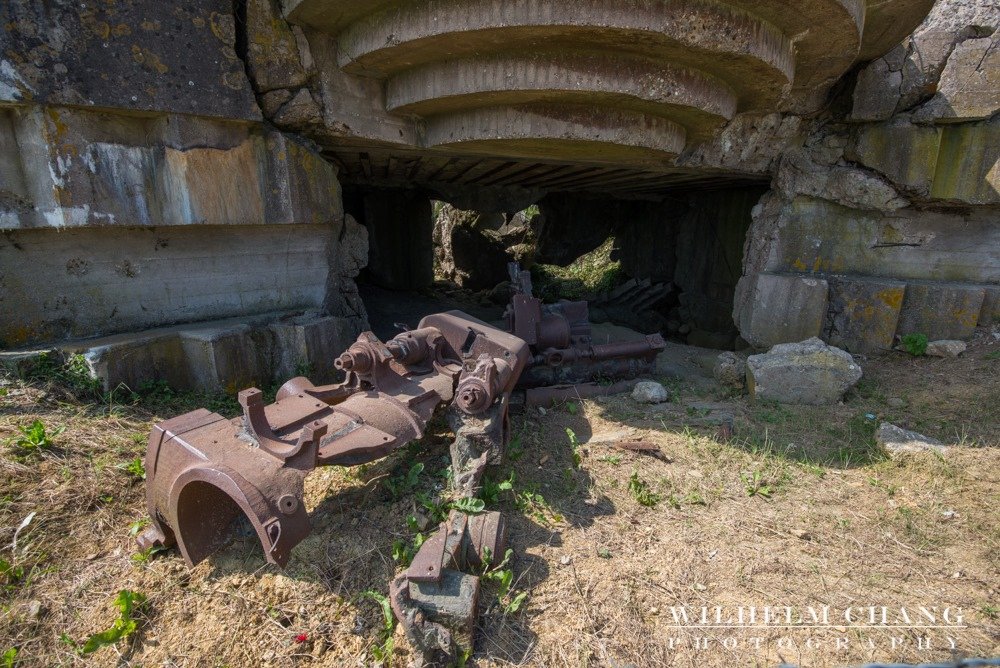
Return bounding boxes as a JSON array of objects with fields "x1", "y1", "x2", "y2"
[{"x1": 278, "y1": 495, "x2": 299, "y2": 515}]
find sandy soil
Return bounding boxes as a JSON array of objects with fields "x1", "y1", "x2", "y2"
[{"x1": 1, "y1": 330, "x2": 998, "y2": 667}]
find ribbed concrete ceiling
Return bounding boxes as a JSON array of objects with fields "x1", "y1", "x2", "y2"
[{"x1": 284, "y1": 0, "x2": 933, "y2": 197}]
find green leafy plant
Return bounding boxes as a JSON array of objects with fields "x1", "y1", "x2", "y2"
[
  {"x1": 450, "y1": 497, "x2": 486, "y2": 514},
  {"x1": 480, "y1": 548, "x2": 528, "y2": 614},
  {"x1": 63, "y1": 590, "x2": 147, "y2": 655},
  {"x1": 599, "y1": 454, "x2": 622, "y2": 466},
  {"x1": 392, "y1": 531, "x2": 426, "y2": 567},
  {"x1": 119, "y1": 457, "x2": 146, "y2": 481},
  {"x1": 900, "y1": 333, "x2": 928, "y2": 356},
  {"x1": 565, "y1": 428, "x2": 582, "y2": 468},
  {"x1": 741, "y1": 470, "x2": 773, "y2": 498},
  {"x1": 1, "y1": 648, "x2": 16, "y2": 668},
  {"x1": 384, "y1": 462, "x2": 424, "y2": 500},
  {"x1": 506, "y1": 434, "x2": 524, "y2": 462},
  {"x1": 360, "y1": 590, "x2": 396, "y2": 664},
  {"x1": 566, "y1": 401, "x2": 578, "y2": 415},
  {"x1": 128, "y1": 519, "x2": 150, "y2": 537},
  {"x1": 479, "y1": 472, "x2": 515, "y2": 506},
  {"x1": 9, "y1": 420, "x2": 64, "y2": 459},
  {"x1": 416, "y1": 492, "x2": 449, "y2": 524},
  {"x1": 628, "y1": 471, "x2": 661, "y2": 507},
  {"x1": 0, "y1": 558, "x2": 25, "y2": 591},
  {"x1": 131, "y1": 546, "x2": 168, "y2": 565}
]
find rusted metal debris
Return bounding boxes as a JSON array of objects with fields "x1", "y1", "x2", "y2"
[
  {"x1": 139, "y1": 278, "x2": 668, "y2": 665},
  {"x1": 139, "y1": 311, "x2": 528, "y2": 569},
  {"x1": 504, "y1": 263, "x2": 665, "y2": 388}
]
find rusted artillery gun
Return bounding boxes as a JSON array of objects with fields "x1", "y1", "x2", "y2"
[
  {"x1": 504, "y1": 262, "x2": 665, "y2": 392},
  {"x1": 138, "y1": 279, "x2": 666, "y2": 664}
]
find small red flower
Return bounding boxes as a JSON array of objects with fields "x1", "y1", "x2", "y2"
[{"x1": 294, "y1": 633, "x2": 308, "y2": 644}]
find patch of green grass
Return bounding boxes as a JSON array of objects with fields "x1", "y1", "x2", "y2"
[
  {"x1": 62, "y1": 590, "x2": 146, "y2": 656},
  {"x1": 1, "y1": 648, "x2": 16, "y2": 668},
  {"x1": 533, "y1": 238, "x2": 622, "y2": 301},
  {"x1": 599, "y1": 454, "x2": 622, "y2": 466},
  {"x1": 985, "y1": 350, "x2": 1000, "y2": 361},
  {"x1": 980, "y1": 604, "x2": 999, "y2": 620},
  {"x1": 0, "y1": 558, "x2": 25, "y2": 593},
  {"x1": 900, "y1": 333, "x2": 928, "y2": 357},
  {"x1": 628, "y1": 471, "x2": 661, "y2": 507}
]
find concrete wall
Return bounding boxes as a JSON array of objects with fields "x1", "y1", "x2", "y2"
[
  {"x1": 731, "y1": 0, "x2": 1000, "y2": 352},
  {"x1": 0, "y1": 0, "x2": 368, "y2": 370}
]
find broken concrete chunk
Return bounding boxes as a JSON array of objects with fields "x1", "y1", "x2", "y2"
[
  {"x1": 925, "y1": 340, "x2": 967, "y2": 358},
  {"x1": 877, "y1": 422, "x2": 947, "y2": 455},
  {"x1": 746, "y1": 338, "x2": 862, "y2": 405},
  {"x1": 632, "y1": 381, "x2": 670, "y2": 404}
]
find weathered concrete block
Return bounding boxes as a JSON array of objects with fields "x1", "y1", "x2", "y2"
[
  {"x1": 0, "y1": 0, "x2": 259, "y2": 119},
  {"x1": 897, "y1": 282, "x2": 985, "y2": 341},
  {"x1": 914, "y1": 35, "x2": 1000, "y2": 123},
  {"x1": 271, "y1": 314, "x2": 360, "y2": 382},
  {"x1": 408, "y1": 569, "x2": 480, "y2": 648},
  {"x1": 825, "y1": 276, "x2": 906, "y2": 353},
  {"x1": 877, "y1": 422, "x2": 946, "y2": 456},
  {"x1": 74, "y1": 332, "x2": 191, "y2": 393},
  {"x1": 980, "y1": 286, "x2": 1000, "y2": 326},
  {"x1": 180, "y1": 325, "x2": 273, "y2": 394},
  {"x1": 848, "y1": 121, "x2": 942, "y2": 196},
  {"x1": 747, "y1": 338, "x2": 863, "y2": 405},
  {"x1": 928, "y1": 119, "x2": 1000, "y2": 205},
  {"x1": 738, "y1": 273, "x2": 829, "y2": 349}
]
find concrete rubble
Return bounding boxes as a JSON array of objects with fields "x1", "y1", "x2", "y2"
[
  {"x1": 877, "y1": 422, "x2": 948, "y2": 455},
  {"x1": 746, "y1": 338, "x2": 863, "y2": 405}
]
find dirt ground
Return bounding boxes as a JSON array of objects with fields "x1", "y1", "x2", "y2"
[{"x1": 1, "y1": 329, "x2": 998, "y2": 667}]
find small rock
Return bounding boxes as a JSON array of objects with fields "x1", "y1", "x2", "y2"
[
  {"x1": 537, "y1": 406, "x2": 547, "y2": 416},
  {"x1": 538, "y1": 454, "x2": 550, "y2": 466},
  {"x1": 632, "y1": 381, "x2": 670, "y2": 404},
  {"x1": 746, "y1": 338, "x2": 863, "y2": 405},
  {"x1": 792, "y1": 529, "x2": 812, "y2": 541},
  {"x1": 413, "y1": 511, "x2": 432, "y2": 532},
  {"x1": 713, "y1": 352, "x2": 746, "y2": 389},
  {"x1": 876, "y1": 422, "x2": 947, "y2": 455},
  {"x1": 678, "y1": 323, "x2": 692, "y2": 335},
  {"x1": 311, "y1": 638, "x2": 327, "y2": 659},
  {"x1": 649, "y1": 606, "x2": 659, "y2": 614},
  {"x1": 693, "y1": 583, "x2": 707, "y2": 591},
  {"x1": 25, "y1": 600, "x2": 43, "y2": 620},
  {"x1": 941, "y1": 510, "x2": 957, "y2": 520},
  {"x1": 925, "y1": 340, "x2": 967, "y2": 358},
  {"x1": 559, "y1": 555, "x2": 572, "y2": 566},
  {"x1": 887, "y1": 397, "x2": 907, "y2": 409},
  {"x1": 597, "y1": 547, "x2": 612, "y2": 559}
]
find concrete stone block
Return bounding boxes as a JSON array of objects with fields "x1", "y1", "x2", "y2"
[
  {"x1": 825, "y1": 276, "x2": 906, "y2": 353},
  {"x1": 980, "y1": 286, "x2": 1000, "y2": 326},
  {"x1": 848, "y1": 121, "x2": 942, "y2": 196},
  {"x1": 739, "y1": 273, "x2": 829, "y2": 349},
  {"x1": 180, "y1": 324, "x2": 276, "y2": 393},
  {"x1": 897, "y1": 282, "x2": 986, "y2": 341},
  {"x1": 73, "y1": 332, "x2": 191, "y2": 393},
  {"x1": 271, "y1": 313, "x2": 360, "y2": 382}
]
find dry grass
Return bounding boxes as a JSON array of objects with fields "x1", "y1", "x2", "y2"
[{"x1": 1, "y1": 335, "x2": 998, "y2": 667}]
